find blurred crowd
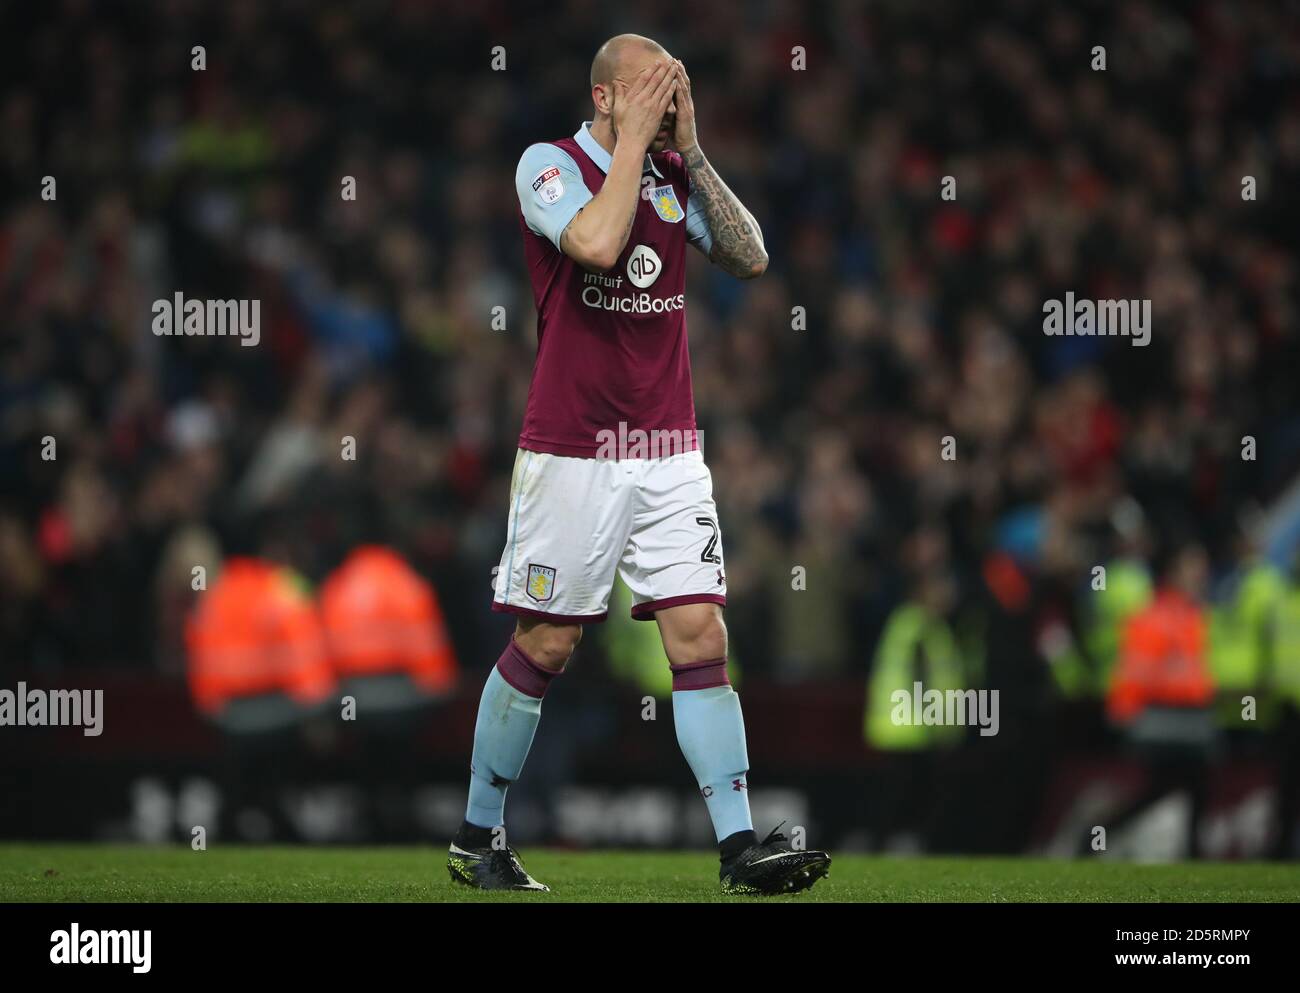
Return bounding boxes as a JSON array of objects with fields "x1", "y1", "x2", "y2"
[{"x1": 2, "y1": 0, "x2": 1299, "y2": 714}]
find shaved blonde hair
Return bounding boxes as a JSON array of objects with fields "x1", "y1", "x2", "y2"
[{"x1": 590, "y1": 33, "x2": 668, "y2": 89}]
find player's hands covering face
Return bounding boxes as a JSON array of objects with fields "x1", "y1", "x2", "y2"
[
  {"x1": 612, "y1": 60, "x2": 677, "y2": 152},
  {"x1": 670, "y1": 60, "x2": 699, "y2": 155}
]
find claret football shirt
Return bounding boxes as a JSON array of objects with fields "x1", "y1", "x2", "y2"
[{"x1": 513, "y1": 122, "x2": 714, "y2": 458}]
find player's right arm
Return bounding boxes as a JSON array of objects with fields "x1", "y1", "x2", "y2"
[
  {"x1": 559, "y1": 61, "x2": 675, "y2": 270},
  {"x1": 516, "y1": 62, "x2": 675, "y2": 273}
]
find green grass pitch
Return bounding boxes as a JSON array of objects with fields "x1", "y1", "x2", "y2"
[{"x1": 2, "y1": 845, "x2": 1297, "y2": 902}]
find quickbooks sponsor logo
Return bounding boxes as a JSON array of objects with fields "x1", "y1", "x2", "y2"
[
  {"x1": 889, "y1": 681, "x2": 999, "y2": 737},
  {"x1": 581, "y1": 269, "x2": 682, "y2": 316},
  {"x1": 1042, "y1": 292, "x2": 1151, "y2": 346},
  {"x1": 152, "y1": 292, "x2": 261, "y2": 346},
  {"x1": 626, "y1": 244, "x2": 661, "y2": 287},
  {"x1": 50, "y1": 924, "x2": 151, "y2": 973},
  {"x1": 0, "y1": 682, "x2": 103, "y2": 736},
  {"x1": 581, "y1": 285, "x2": 685, "y2": 315}
]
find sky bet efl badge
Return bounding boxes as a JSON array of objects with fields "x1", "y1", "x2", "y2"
[
  {"x1": 526, "y1": 563, "x2": 556, "y2": 602},
  {"x1": 532, "y1": 165, "x2": 564, "y2": 205},
  {"x1": 649, "y1": 183, "x2": 684, "y2": 222}
]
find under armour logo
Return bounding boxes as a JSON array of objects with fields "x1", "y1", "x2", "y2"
[
  {"x1": 717, "y1": 569, "x2": 725, "y2": 586},
  {"x1": 732, "y1": 779, "x2": 747, "y2": 792}
]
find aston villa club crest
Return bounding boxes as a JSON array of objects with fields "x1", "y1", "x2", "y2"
[
  {"x1": 526, "y1": 563, "x2": 556, "y2": 602},
  {"x1": 649, "y1": 184, "x2": 684, "y2": 223}
]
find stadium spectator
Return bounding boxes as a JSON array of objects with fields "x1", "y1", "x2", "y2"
[
  {"x1": 319, "y1": 544, "x2": 459, "y2": 707},
  {"x1": 185, "y1": 556, "x2": 334, "y2": 730}
]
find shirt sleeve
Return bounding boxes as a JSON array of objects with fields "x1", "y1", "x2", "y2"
[
  {"x1": 685, "y1": 189, "x2": 714, "y2": 256},
  {"x1": 515, "y1": 144, "x2": 592, "y2": 251}
]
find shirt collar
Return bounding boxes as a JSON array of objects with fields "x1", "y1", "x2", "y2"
[{"x1": 575, "y1": 121, "x2": 663, "y2": 179}]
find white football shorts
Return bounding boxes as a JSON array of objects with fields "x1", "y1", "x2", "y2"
[{"x1": 491, "y1": 448, "x2": 727, "y2": 623}]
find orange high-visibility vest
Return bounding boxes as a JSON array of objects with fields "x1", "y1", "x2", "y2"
[
  {"x1": 1107, "y1": 588, "x2": 1215, "y2": 722},
  {"x1": 185, "y1": 557, "x2": 335, "y2": 715},
  {"x1": 318, "y1": 546, "x2": 458, "y2": 694}
]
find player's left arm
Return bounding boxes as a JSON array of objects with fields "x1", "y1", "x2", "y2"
[{"x1": 671, "y1": 59, "x2": 768, "y2": 280}]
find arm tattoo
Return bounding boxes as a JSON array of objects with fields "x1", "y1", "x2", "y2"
[{"x1": 681, "y1": 145, "x2": 768, "y2": 278}]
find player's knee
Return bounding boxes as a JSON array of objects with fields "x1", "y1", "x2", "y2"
[
  {"x1": 516, "y1": 620, "x2": 582, "y2": 671},
  {"x1": 659, "y1": 604, "x2": 727, "y2": 664}
]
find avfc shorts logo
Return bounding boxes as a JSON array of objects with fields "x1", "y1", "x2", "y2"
[
  {"x1": 649, "y1": 184, "x2": 684, "y2": 223},
  {"x1": 526, "y1": 563, "x2": 557, "y2": 602}
]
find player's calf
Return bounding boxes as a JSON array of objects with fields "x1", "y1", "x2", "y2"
[
  {"x1": 447, "y1": 624, "x2": 581, "y2": 892},
  {"x1": 654, "y1": 604, "x2": 755, "y2": 863},
  {"x1": 654, "y1": 603, "x2": 831, "y2": 894}
]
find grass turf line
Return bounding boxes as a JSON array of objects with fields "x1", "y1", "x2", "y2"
[{"x1": 2, "y1": 845, "x2": 1297, "y2": 903}]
